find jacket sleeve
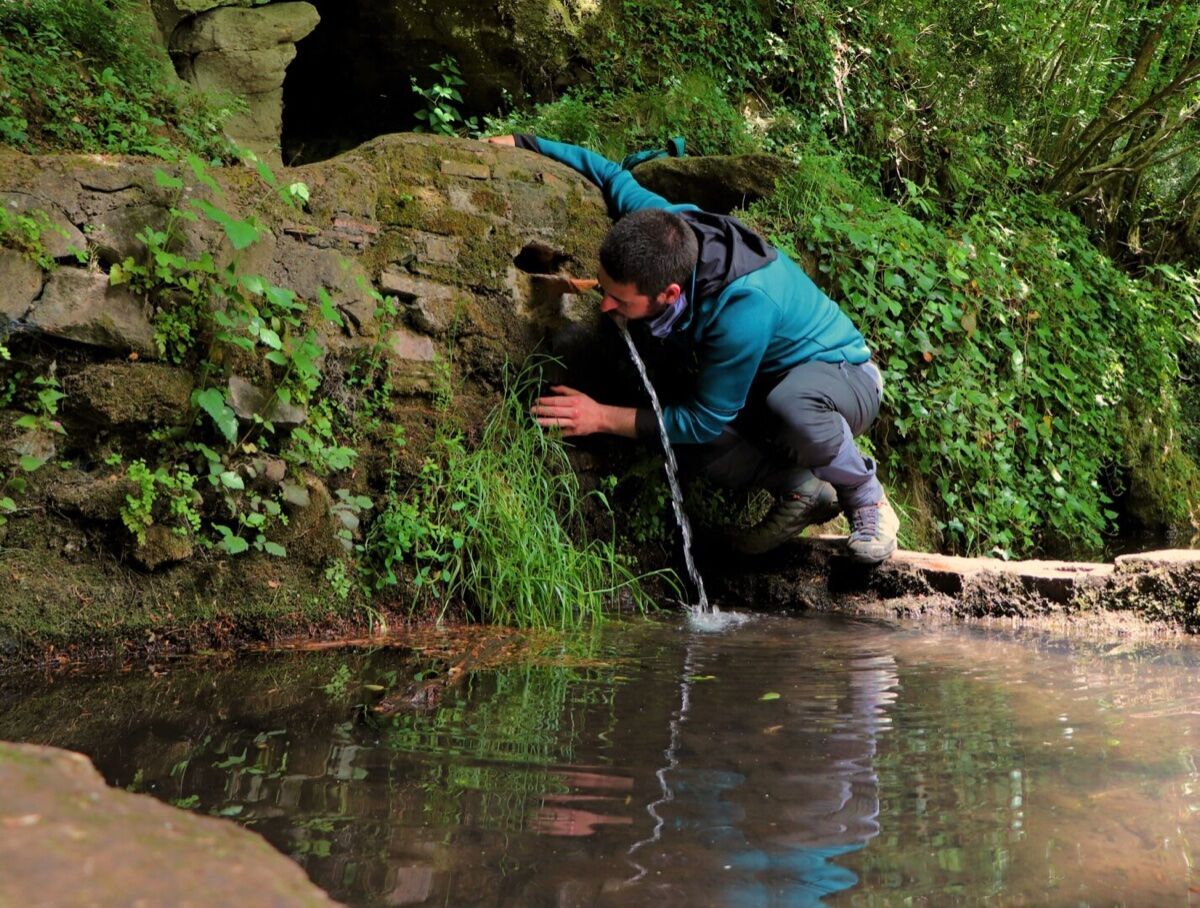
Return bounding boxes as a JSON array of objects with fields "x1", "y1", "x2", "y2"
[
  {"x1": 515, "y1": 134, "x2": 697, "y2": 218},
  {"x1": 659, "y1": 290, "x2": 780, "y2": 445}
]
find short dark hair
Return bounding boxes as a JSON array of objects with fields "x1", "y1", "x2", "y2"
[{"x1": 599, "y1": 209, "x2": 698, "y2": 297}]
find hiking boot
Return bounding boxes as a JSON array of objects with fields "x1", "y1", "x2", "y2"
[
  {"x1": 845, "y1": 494, "x2": 899, "y2": 563},
  {"x1": 735, "y1": 475, "x2": 840, "y2": 555}
]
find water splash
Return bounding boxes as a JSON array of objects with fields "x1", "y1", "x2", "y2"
[
  {"x1": 615, "y1": 320, "x2": 715, "y2": 613},
  {"x1": 685, "y1": 604, "x2": 753, "y2": 633}
]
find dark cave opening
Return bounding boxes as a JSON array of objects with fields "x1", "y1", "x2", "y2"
[{"x1": 280, "y1": 0, "x2": 519, "y2": 166}]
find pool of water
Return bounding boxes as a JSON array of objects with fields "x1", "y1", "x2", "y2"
[{"x1": 2, "y1": 614, "x2": 1200, "y2": 906}]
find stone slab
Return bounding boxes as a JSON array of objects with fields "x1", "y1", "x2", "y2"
[
  {"x1": 1114, "y1": 549, "x2": 1200, "y2": 572},
  {"x1": 30, "y1": 267, "x2": 156, "y2": 356},
  {"x1": 0, "y1": 248, "x2": 43, "y2": 320},
  {"x1": 0, "y1": 742, "x2": 337, "y2": 907}
]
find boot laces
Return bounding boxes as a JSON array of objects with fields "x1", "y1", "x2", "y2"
[{"x1": 849, "y1": 502, "x2": 880, "y2": 540}]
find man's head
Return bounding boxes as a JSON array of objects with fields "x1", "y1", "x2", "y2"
[{"x1": 597, "y1": 209, "x2": 698, "y2": 320}]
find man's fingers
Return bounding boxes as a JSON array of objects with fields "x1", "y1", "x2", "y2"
[
  {"x1": 532, "y1": 402, "x2": 576, "y2": 418},
  {"x1": 549, "y1": 385, "x2": 581, "y2": 396},
  {"x1": 534, "y1": 416, "x2": 579, "y2": 436}
]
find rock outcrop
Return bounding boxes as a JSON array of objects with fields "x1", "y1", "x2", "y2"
[
  {"x1": 0, "y1": 742, "x2": 337, "y2": 907},
  {"x1": 170, "y1": 2, "x2": 321, "y2": 159}
]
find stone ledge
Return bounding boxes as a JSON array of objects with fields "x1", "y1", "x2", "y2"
[{"x1": 809, "y1": 537, "x2": 1199, "y2": 626}]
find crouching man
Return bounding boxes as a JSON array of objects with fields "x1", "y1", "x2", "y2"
[{"x1": 489, "y1": 134, "x2": 898, "y2": 562}]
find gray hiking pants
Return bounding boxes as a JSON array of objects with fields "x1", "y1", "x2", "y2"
[{"x1": 686, "y1": 360, "x2": 884, "y2": 510}]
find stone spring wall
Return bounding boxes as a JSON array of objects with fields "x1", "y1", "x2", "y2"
[{"x1": 0, "y1": 134, "x2": 610, "y2": 662}]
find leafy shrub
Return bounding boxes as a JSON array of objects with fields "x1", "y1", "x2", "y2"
[
  {"x1": 0, "y1": 0, "x2": 235, "y2": 157},
  {"x1": 751, "y1": 146, "x2": 1200, "y2": 554}
]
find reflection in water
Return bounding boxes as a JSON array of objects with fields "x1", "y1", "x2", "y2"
[
  {"x1": 623, "y1": 639, "x2": 894, "y2": 907},
  {"x1": 2, "y1": 616, "x2": 1200, "y2": 906}
]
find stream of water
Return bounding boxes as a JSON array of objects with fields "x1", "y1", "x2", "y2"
[
  {"x1": 3, "y1": 614, "x2": 1200, "y2": 906},
  {"x1": 615, "y1": 320, "x2": 718, "y2": 622}
]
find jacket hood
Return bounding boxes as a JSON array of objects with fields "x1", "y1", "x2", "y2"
[{"x1": 680, "y1": 210, "x2": 777, "y2": 305}]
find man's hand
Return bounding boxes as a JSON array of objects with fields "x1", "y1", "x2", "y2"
[
  {"x1": 486, "y1": 135, "x2": 516, "y2": 146},
  {"x1": 532, "y1": 386, "x2": 637, "y2": 438}
]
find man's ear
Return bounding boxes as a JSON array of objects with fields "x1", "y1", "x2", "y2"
[{"x1": 658, "y1": 283, "x2": 683, "y2": 306}]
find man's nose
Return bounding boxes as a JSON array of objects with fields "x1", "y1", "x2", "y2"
[{"x1": 599, "y1": 296, "x2": 619, "y2": 313}]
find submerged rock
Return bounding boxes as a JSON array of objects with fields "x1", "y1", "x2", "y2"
[{"x1": 0, "y1": 742, "x2": 337, "y2": 907}]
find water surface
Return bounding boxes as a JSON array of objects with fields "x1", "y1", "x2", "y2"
[{"x1": 2, "y1": 614, "x2": 1199, "y2": 906}]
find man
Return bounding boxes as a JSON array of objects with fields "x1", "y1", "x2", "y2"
[{"x1": 488, "y1": 133, "x2": 898, "y2": 563}]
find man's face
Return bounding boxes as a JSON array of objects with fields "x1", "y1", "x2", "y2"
[{"x1": 597, "y1": 265, "x2": 680, "y2": 321}]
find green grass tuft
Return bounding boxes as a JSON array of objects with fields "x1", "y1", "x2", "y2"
[{"x1": 367, "y1": 363, "x2": 669, "y2": 628}]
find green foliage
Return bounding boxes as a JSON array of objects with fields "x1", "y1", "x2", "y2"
[
  {"x1": 0, "y1": 0, "x2": 237, "y2": 158},
  {"x1": 98, "y1": 153, "x2": 352, "y2": 558},
  {"x1": 119, "y1": 459, "x2": 201, "y2": 546},
  {"x1": 0, "y1": 368, "x2": 65, "y2": 526},
  {"x1": 0, "y1": 207, "x2": 84, "y2": 269},
  {"x1": 489, "y1": 78, "x2": 755, "y2": 161},
  {"x1": 410, "y1": 56, "x2": 477, "y2": 137},
  {"x1": 320, "y1": 663, "x2": 352, "y2": 697},
  {"x1": 364, "y1": 366, "x2": 663, "y2": 628},
  {"x1": 13, "y1": 374, "x2": 65, "y2": 436},
  {"x1": 285, "y1": 400, "x2": 358, "y2": 474},
  {"x1": 112, "y1": 157, "x2": 330, "y2": 434},
  {"x1": 752, "y1": 146, "x2": 1200, "y2": 553}
]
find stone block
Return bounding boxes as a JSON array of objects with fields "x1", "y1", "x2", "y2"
[
  {"x1": 134, "y1": 525, "x2": 194, "y2": 570},
  {"x1": 48, "y1": 472, "x2": 138, "y2": 522},
  {"x1": 228, "y1": 376, "x2": 306, "y2": 428},
  {"x1": 62, "y1": 362, "x2": 194, "y2": 428},
  {"x1": 183, "y1": 46, "x2": 298, "y2": 95},
  {"x1": 0, "y1": 249, "x2": 43, "y2": 321},
  {"x1": 386, "y1": 326, "x2": 437, "y2": 362},
  {"x1": 88, "y1": 203, "x2": 173, "y2": 268},
  {"x1": 440, "y1": 160, "x2": 491, "y2": 181},
  {"x1": 378, "y1": 270, "x2": 463, "y2": 335},
  {"x1": 384, "y1": 327, "x2": 439, "y2": 394},
  {"x1": 30, "y1": 268, "x2": 156, "y2": 357}
]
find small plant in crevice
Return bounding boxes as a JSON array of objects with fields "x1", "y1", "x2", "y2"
[
  {"x1": 0, "y1": 369, "x2": 66, "y2": 525},
  {"x1": 0, "y1": 206, "x2": 85, "y2": 270}
]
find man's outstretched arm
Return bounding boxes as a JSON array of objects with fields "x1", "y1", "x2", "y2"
[
  {"x1": 487, "y1": 134, "x2": 694, "y2": 218},
  {"x1": 531, "y1": 385, "x2": 638, "y2": 438}
]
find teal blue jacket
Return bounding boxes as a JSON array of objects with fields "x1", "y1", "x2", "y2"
[{"x1": 522, "y1": 137, "x2": 871, "y2": 445}]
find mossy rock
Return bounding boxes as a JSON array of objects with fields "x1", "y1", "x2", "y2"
[{"x1": 62, "y1": 362, "x2": 194, "y2": 429}]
